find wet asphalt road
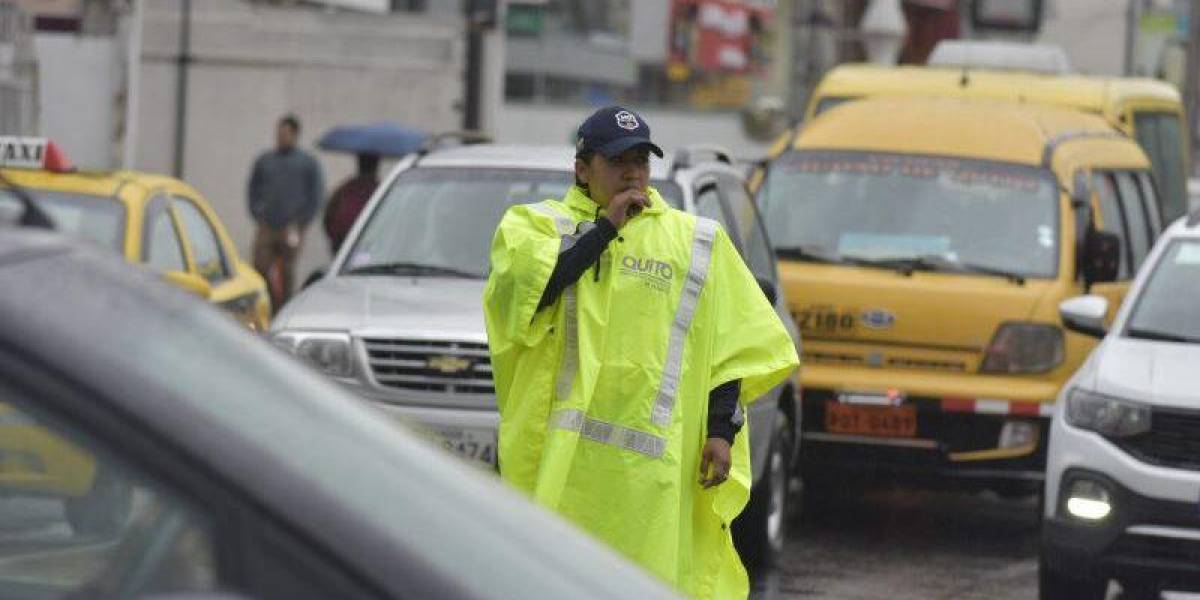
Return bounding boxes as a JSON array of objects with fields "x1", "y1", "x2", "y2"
[
  {"x1": 750, "y1": 486, "x2": 1198, "y2": 600},
  {"x1": 750, "y1": 487, "x2": 1041, "y2": 600}
]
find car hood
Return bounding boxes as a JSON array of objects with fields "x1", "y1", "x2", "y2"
[
  {"x1": 275, "y1": 275, "x2": 487, "y2": 342},
  {"x1": 1087, "y1": 337, "x2": 1200, "y2": 410}
]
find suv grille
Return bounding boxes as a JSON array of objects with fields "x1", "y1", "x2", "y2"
[
  {"x1": 362, "y1": 338, "x2": 493, "y2": 394},
  {"x1": 1114, "y1": 408, "x2": 1200, "y2": 471}
]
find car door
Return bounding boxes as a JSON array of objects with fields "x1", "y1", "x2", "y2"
[{"x1": 173, "y1": 195, "x2": 267, "y2": 330}]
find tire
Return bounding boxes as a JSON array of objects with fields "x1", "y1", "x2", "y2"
[
  {"x1": 65, "y1": 469, "x2": 132, "y2": 537},
  {"x1": 733, "y1": 416, "x2": 793, "y2": 569},
  {"x1": 1038, "y1": 553, "x2": 1106, "y2": 600}
]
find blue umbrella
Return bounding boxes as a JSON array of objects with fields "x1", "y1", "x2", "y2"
[{"x1": 317, "y1": 122, "x2": 428, "y2": 157}]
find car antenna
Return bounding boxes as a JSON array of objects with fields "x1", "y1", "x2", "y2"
[
  {"x1": 959, "y1": 65, "x2": 970, "y2": 88},
  {"x1": 0, "y1": 172, "x2": 54, "y2": 229}
]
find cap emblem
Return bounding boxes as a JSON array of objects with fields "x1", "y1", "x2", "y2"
[{"x1": 615, "y1": 111, "x2": 639, "y2": 131}]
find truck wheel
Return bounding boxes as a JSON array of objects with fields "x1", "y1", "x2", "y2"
[
  {"x1": 65, "y1": 469, "x2": 132, "y2": 537},
  {"x1": 733, "y1": 416, "x2": 793, "y2": 568},
  {"x1": 1038, "y1": 554, "x2": 1105, "y2": 600}
]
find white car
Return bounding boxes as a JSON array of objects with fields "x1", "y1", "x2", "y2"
[{"x1": 1041, "y1": 212, "x2": 1200, "y2": 599}]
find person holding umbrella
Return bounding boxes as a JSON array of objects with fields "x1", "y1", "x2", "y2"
[
  {"x1": 316, "y1": 122, "x2": 429, "y2": 255},
  {"x1": 323, "y1": 153, "x2": 380, "y2": 254}
]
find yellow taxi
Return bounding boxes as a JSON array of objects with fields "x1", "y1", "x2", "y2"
[
  {"x1": 755, "y1": 98, "x2": 1162, "y2": 496},
  {"x1": 795, "y1": 64, "x2": 1190, "y2": 223},
  {"x1": 0, "y1": 137, "x2": 269, "y2": 535},
  {"x1": 0, "y1": 137, "x2": 270, "y2": 330}
]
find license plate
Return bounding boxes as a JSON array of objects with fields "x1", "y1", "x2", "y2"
[
  {"x1": 425, "y1": 427, "x2": 496, "y2": 468},
  {"x1": 825, "y1": 402, "x2": 917, "y2": 437}
]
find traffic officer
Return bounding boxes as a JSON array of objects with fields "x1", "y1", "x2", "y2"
[{"x1": 484, "y1": 106, "x2": 798, "y2": 599}]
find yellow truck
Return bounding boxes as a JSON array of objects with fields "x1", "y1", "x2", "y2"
[
  {"x1": 755, "y1": 97, "x2": 1162, "y2": 494},
  {"x1": 798, "y1": 63, "x2": 1190, "y2": 224}
]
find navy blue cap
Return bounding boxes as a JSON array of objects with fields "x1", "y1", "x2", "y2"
[{"x1": 576, "y1": 106, "x2": 664, "y2": 159}]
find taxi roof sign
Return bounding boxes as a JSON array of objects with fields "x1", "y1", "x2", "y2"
[{"x1": 0, "y1": 137, "x2": 72, "y2": 172}]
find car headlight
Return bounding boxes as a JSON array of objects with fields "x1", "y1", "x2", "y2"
[
  {"x1": 272, "y1": 331, "x2": 354, "y2": 378},
  {"x1": 1065, "y1": 387, "x2": 1151, "y2": 437},
  {"x1": 980, "y1": 322, "x2": 1064, "y2": 374}
]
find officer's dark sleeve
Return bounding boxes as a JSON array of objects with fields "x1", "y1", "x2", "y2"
[
  {"x1": 707, "y1": 379, "x2": 743, "y2": 444},
  {"x1": 536, "y1": 218, "x2": 617, "y2": 310}
]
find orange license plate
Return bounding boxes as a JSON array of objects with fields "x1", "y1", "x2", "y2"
[{"x1": 825, "y1": 402, "x2": 917, "y2": 438}]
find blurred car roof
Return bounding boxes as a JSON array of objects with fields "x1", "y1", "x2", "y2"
[
  {"x1": 0, "y1": 229, "x2": 679, "y2": 600},
  {"x1": 416, "y1": 144, "x2": 674, "y2": 180}
]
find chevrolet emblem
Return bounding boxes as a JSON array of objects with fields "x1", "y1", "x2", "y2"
[{"x1": 427, "y1": 355, "x2": 471, "y2": 374}]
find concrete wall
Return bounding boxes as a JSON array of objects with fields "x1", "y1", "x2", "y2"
[
  {"x1": 496, "y1": 103, "x2": 768, "y2": 159},
  {"x1": 1036, "y1": 0, "x2": 1128, "y2": 76},
  {"x1": 33, "y1": 34, "x2": 121, "y2": 167},
  {"x1": 134, "y1": 0, "x2": 464, "y2": 284}
]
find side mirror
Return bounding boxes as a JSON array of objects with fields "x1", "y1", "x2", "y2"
[
  {"x1": 756, "y1": 276, "x2": 778, "y2": 306},
  {"x1": 1082, "y1": 229, "x2": 1120, "y2": 285},
  {"x1": 302, "y1": 267, "x2": 327, "y2": 290},
  {"x1": 163, "y1": 271, "x2": 213, "y2": 300},
  {"x1": 1059, "y1": 295, "x2": 1108, "y2": 338}
]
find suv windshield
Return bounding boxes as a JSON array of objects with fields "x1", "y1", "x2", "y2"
[
  {"x1": 759, "y1": 150, "x2": 1060, "y2": 279},
  {"x1": 0, "y1": 188, "x2": 125, "y2": 251},
  {"x1": 342, "y1": 167, "x2": 682, "y2": 278},
  {"x1": 1125, "y1": 239, "x2": 1200, "y2": 343}
]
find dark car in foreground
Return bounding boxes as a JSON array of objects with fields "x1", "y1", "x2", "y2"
[{"x1": 0, "y1": 228, "x2": 679, "y2": 600}]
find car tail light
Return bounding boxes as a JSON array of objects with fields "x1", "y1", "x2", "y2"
[{"x1": 980, "y1": 322, "x2": 1063, "y2": 374}]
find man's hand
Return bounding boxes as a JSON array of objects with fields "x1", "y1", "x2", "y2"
[
  {"x1": 605, "y1": 189, "x2": 649, "y2": 230},
  {"x1": 699, "y1": 438, "x2": 732, "y2": 489}
]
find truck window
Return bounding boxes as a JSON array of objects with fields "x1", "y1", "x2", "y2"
[
  {"x1": 1132, "y1": 112, "x2": 1188, "y2": 223},
  {"x1": 1114, "y1": 172, "x2": 1153, "y2": 271},
  {"x1": 1093, "y1": 173, "x2": 1131, "y2": 280},
  {"x1": 1134, "y1": 172, "x2": 1163, "y2": 233}
]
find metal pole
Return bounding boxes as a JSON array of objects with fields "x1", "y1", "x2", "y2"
[
  {"x1": 122, "y1": 0, "x2": 144, "y2": 169},
  {"x1": 1123, "y1": 0, "x2": 1137, "y2": 76},
  {"x1": 463, "y1": 0, "x2": 483, "y2": 131},
  {"x1": 172, "y1": 0, "x2": 191, "y2": 178},
  {"x1": 1187, "y1": 0, "x2": 1200, "y2": 172}
]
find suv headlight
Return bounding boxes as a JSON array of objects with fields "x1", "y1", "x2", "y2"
[
  {"x1": 272, "y1": 331, "x2": 354, "y2": 378},
  {"x1": 980, "y1": 322, "x2": 1064, "y2": 374},
  {"x1": 1065, "y1": 387, "x2": 1151, "y2": 437}
]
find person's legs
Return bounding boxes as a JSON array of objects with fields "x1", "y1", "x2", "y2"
[
  {"x1": 253, "y1": 226, "x2": 285, "y2": 311},
  {"x1": 278, "y1": 227, "x2": 304, "y2": 306}
]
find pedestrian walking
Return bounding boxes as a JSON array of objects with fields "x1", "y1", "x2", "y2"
[
  {"x1": 247, "y1": 114, "x2": 324, "y2": 310},
  {"x1": 484, "y1": 106, "x2": 798, "y2": 599},
  {"x1": 322, "y1": 152, "x2": 380, "y2": 255}
]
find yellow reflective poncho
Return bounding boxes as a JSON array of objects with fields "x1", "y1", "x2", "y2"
[{"x1": 484, "y1": 185, "x2": 798, "y2": 599}]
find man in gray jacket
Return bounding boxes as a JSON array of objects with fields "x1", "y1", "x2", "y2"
[{"x1": 247, "y1": 114, "x2": 324, "y2": 310}]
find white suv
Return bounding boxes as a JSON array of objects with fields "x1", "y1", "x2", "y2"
[{"x1": 1041, "y1": 212, "x2": 1200, "y2": 599}]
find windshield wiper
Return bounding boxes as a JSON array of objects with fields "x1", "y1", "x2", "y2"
[
  {"x1": 774, "y1": 245, "x2": 917, "y2": 274},
  {"x1": 1126, "y1": 327, "x2": 1200, "y2": 344},
  {"x1": 896, "y1": 254, "x2": 1027, "y2": 285},
  {"x1": 774, "y1": 245, "x2": 841, "y2": 264},
  {"x1": 345, "y1": 261, "x2": 482, "y2": 279}
]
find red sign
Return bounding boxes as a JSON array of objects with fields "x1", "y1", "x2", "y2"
[{"x1": 668, "y1": 0, "x2": 773, "y2": 75}]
